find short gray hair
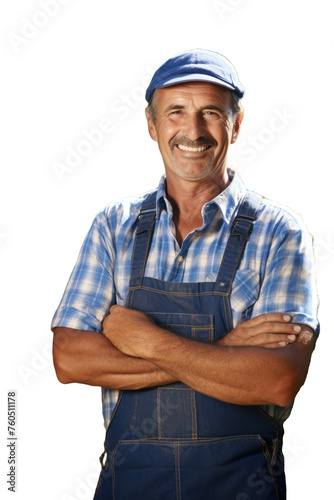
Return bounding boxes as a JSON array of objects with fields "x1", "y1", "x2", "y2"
[{"x1": 146, "y1": 88, "x2": 243, "y2": 124}]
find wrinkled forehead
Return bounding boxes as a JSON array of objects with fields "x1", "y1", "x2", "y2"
[{"x1": 154, "y1": 81, "x2": 233, "y2": 110}]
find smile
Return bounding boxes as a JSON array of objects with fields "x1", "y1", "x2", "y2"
[{"x1": 177, "y1": 144, "x2": 211, "y2": 152}]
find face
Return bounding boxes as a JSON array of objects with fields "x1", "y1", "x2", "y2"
[{"x1": 145, "y1": 82, "x2": 243, "y2": 186}]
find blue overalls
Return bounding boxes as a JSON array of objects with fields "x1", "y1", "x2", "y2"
[{"x1": 94, "y1": 191, "x2": 286, "y2": 500}]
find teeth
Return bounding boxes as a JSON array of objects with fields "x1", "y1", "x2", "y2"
[{"x1": 177, "y1": 144, "x2": 209, "y2": 152}]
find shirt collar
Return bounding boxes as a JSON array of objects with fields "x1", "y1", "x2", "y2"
[
  {"x1": 209, "y1": 169, "x2": 246, "y2": 224},
  {"x1": 156, "y1": 168, "x2": 246, "y2": 225}
]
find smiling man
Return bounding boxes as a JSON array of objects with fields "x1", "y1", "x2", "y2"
[
  {"x1": 149, "y1": 83, "x2": 236, "y2": 181},
  {"x1": 52, "y1": 49, "x2": 319, "y2": 499}
]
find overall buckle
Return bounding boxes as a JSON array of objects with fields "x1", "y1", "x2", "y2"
[{"x1": 231, "y1": 215, "x2": 255, "y2": 241}]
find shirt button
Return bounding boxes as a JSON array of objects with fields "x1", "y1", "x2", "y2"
[{"x1": 177, "y1": 255, "x2": 184, "y2": 263}]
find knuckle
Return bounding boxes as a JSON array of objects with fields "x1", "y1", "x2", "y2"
[{"x1": 259, "y1": 322, "x2": 270, "y2": 333}]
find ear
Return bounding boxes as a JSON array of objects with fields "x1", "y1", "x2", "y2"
[
  {"x1": 231, "y1": 110, "x2": 244, "y2": 144},
  {"x1": 145, "y1": 109, "x2": 158, "y2": 142}
]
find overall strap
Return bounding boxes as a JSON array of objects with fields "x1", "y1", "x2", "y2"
[
  {"x1": 127, "y1": 191, "x2": 157, "y2": 290},
  {"x1": 214, "y1": 191, "x2": 262, "y2": 294}
]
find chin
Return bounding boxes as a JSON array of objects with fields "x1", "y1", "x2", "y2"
[{"x1": 180, "y1": 165, "x2": 221, "y2": 181}]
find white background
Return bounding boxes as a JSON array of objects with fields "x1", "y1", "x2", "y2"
[{"x1": 1, "y1": 1, "x2": 333, "y2": 498}]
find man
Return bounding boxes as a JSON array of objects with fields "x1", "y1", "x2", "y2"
[{"x1": 52, "y1": 49, "x2": 319, "y2": 499}]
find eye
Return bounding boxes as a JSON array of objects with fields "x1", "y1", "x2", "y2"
[{"x1": 204, "y1": 110, "x2": 219, "y2": 118}]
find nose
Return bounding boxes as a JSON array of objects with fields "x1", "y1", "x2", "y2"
[{"x1": 183, "y1": 112, "x2": 206, "y2": 141}]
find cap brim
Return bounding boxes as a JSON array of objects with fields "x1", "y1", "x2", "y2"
[{"x1": 160, "y1": 73, "x2": 235, "y2": 92}]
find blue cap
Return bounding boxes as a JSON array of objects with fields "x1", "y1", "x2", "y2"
[{"x1": 145, "y1": 48, "x2": 244, "y2": 102}]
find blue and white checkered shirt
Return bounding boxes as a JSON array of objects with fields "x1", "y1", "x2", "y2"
[{"x1": 51, "y1": 169, "x2": 319, "y2": 428}]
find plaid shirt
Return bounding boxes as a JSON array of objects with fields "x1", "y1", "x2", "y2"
[{"x1": 51, "y1": 169, "x2": 319, "y2": 428}]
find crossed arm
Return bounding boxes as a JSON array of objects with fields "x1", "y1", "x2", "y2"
[{"x1": 53, "y1": 306, "x2": 315, "y2": 407}]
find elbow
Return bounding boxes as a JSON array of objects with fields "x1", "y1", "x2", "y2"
[
  {"x1": 273, "y1": 368, "x2": 306, "y2": 408},
  {"x1": 53, "y1": 353, "x2": 73, "y2": 385},
  {"x1": 52, "y1": 327, "x2": 79, "y2": 385},
  {"x1": 274, "y1": 338, "x2": 315, "y2": 407},
  {"x1": 270, "y1": 341, "x2": 314, "y2": 407},
  {"x1": 53, "y1": 339, "x2": 75, "y2": 384},
  {"x1": 55, "y1": 372, "x2": 70, "y2": 384},
  {"x1": 54, "y1": 365, "x2": 72, "y2": 385},
  {"x1": 274, "y1": 389, "x2": 296, "y2": 408}
]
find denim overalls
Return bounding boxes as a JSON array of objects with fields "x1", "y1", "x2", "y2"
[{"x1": 94, "y1": 191, "x2": 286, "y2": 499}]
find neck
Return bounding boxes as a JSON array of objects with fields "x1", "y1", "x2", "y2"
[
  {"x1": 165, "y1": 170, "x2": 230, "y2": 246},
  {"x1": 166, "y1": 169, "x2": 230, "y2": 214}
]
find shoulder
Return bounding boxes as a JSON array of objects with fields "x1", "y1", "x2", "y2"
[
  {"x1": 92, "y1": 188, "x2": 158, "y2": 237},
  {"x1": 254, "y1": 193, "x2": 311, "y2": 238},
  {"x1": 228, "y1": 170, "x2": 310, "y2": 237}
]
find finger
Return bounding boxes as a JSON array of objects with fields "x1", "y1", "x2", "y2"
[
  {"x1": 256, "y1": 322, "x2": 301, "y2": 335},
  {"x1": 241, "y1": 313, "x2": 292, "y2": 327},
  {"x1": 260, "y1": 342, "x2": 291, "y2": 349},
  {"x1": 245, "y1": 322, "x2": 302, "y2": 335},
  {"x1": 102, "y1": 314, "x2": 109, "y2": 327},
  {"x1": 109, "y1": 304, "x2": 123, "y2": 313},
  {"x1": 253, "y1": 333, "x2": 298, "y2": 346}
]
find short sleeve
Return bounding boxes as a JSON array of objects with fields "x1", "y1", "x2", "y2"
[
  {"x1": 251, "y1": 211, "x2": 320, "y2": 336},
  {"x1": 51, "y1": 212, "x2": 116, "y2": 332}
]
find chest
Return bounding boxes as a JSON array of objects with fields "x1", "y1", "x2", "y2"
[{"x1": 113, "y1": 213, "x2": 264, "y2": 323}]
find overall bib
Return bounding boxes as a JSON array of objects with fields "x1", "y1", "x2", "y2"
[{"x1": 94, "y1": 191, "x2": 286, "y2": 500}]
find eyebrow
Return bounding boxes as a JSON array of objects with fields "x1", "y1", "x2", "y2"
[
  {"x1": 164, "y1": 103, "x2": 230, "y2": 116},
  {"x1": 164, "y1": 104, "x2": 186, "y2": 112}
]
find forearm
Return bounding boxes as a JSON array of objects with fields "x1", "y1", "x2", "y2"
[
  {"x1": 52, "y1": 327, "x2": 176, "y2": 390},
  {"x1": 127, "y1": 324, "x2": 314, "y2": 406},
  {"x1": 101, "y1": 307, "x2": 315, "y2": 405}
]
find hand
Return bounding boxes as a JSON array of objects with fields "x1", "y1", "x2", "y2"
[
  {"x1": 217, "y1": 313, "x2": 302, "y2": 349},
  {"x1": 102, "y1": 305, "x2": 159, "y2": 358}
]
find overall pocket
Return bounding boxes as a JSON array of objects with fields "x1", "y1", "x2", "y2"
[
  {"x1": 177, "y1": 436, "x2": 282, "y2": 500},
  {"x1": 148, "y1": 312, "x2": 215, "y2": 343},
  {"x1": 111, "y1": 440, "x2": 178, "y2": 500},
  {"x1": 108, "y1": 436, "x2": 283, "y2": 500}
]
